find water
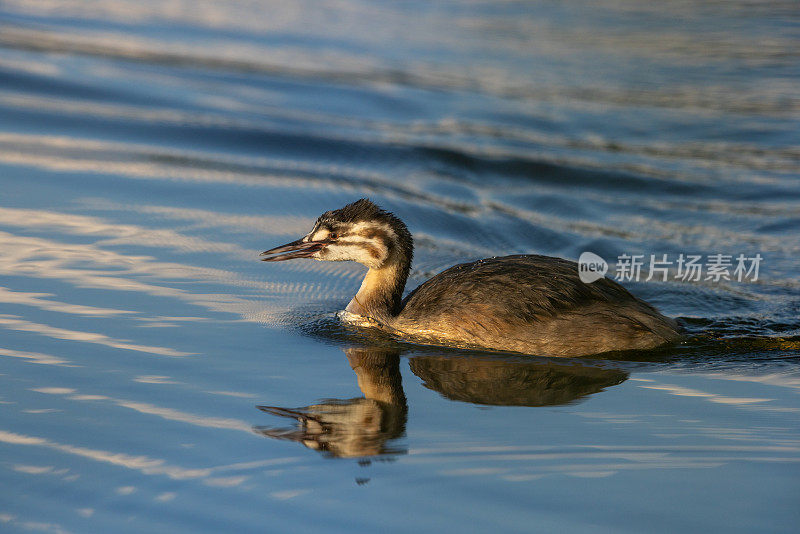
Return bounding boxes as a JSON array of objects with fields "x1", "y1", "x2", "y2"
[{"x1": 1, "y1": 1, "x2": 799, "y2": 532}]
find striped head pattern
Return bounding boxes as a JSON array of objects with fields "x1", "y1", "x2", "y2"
[{"x1": 302, "y1": 199, "x2": 413, "y2": 270}]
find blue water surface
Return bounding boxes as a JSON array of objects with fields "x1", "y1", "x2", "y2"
[{"x1": 0, "y1": 1, "x2": 798, "y2": 532}]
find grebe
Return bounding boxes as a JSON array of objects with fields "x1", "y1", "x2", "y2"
[{"x1": 261, "y1": 199, "x2": 680, "y2": 357}]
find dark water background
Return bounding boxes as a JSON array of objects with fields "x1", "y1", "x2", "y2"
[{"x1": 1, "y1": 1, "x2": 799, "y2": 532}]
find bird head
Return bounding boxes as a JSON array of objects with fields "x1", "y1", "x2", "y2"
[{"x1": 261, "y1": 199, "x2": 412, "y2": 270}]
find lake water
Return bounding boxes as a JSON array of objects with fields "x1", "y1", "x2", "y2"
[{"x1": 1, "y1": 1, "x2": 799, "y2": 532}]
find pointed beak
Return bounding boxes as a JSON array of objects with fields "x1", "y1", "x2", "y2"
[{"x1": 260, "y1": 238, "x2": 325, "y2": 262}]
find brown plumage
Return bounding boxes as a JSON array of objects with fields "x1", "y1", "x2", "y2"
[{"x1": 261, "y1": 199, "x2": 681, "y2": 357}]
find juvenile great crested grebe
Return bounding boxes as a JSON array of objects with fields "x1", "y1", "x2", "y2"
[{"x1": 261, "y1": 199, "x2": 680, "y2": 357}]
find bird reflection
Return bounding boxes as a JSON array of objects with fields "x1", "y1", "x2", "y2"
[
  {"x1": 410, "y1": 355, "x2": 627, "y2": 407},
  {"x1": 255, "y1": 348, "x2": 408, "y2": 458},
  {"x1": 255, "y1": 347, "x2": 628, "y2": 458}
]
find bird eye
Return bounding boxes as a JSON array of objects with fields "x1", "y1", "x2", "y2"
[{"x1": 329, "y1": 232, "x2": 338, "y2": 240}]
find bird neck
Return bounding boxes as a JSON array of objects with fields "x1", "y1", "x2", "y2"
[{"x1": 346, "y1": 249, "x2": 411, "y2": 321}]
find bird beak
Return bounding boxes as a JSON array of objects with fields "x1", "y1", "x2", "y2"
[{"x1": 260, "y1": 238, "x2": 325, "y2": 262}]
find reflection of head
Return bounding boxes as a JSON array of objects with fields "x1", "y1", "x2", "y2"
[
  {"x1": 409, "y1": 355, "x2": 628, "y2": 407},
  {"x1": 255, "y1": 347, "x2": 407, "y2": 458}
]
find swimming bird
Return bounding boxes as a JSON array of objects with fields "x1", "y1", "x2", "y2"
[{"x1": 261, "y1": 199, "x2": 680, "y2": 357}]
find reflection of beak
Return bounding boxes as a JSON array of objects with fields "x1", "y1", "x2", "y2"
[
  {"x1": 257, "y1": 405, "x2": 320, "y2": 423},
  {"x1": 260, "y1": 238, "x2": 325, "y2": 262}
]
